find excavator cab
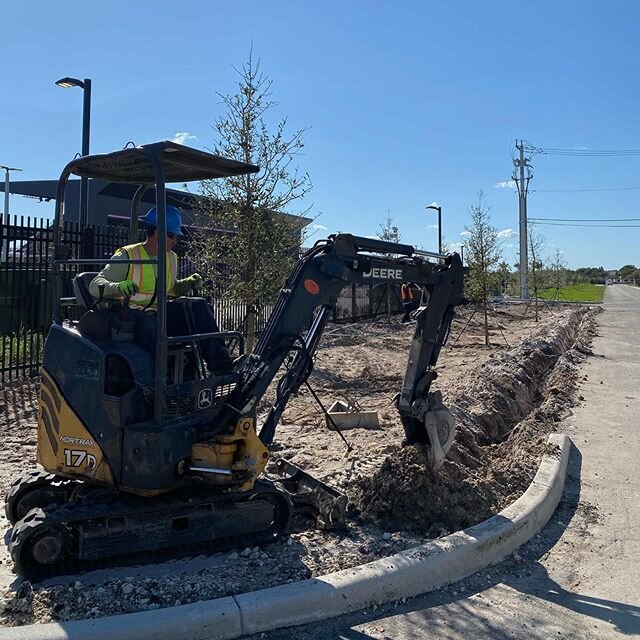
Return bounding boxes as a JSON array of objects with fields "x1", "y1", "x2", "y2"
[{"x1": 34, "y1": 141, "x2": 261, "y2": 491}]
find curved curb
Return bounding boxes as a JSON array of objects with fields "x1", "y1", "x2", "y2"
[{"x1": 0, "y1": 434, "x2": 572, "y2": 640}]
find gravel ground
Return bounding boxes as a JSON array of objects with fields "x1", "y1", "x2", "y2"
[{"x1": 0, "y1": 302, "x2": 600, "y2": 626}]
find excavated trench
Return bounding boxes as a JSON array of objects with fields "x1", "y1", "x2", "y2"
[{"x1": 353, "y1": 306, "x2": 599, "y2": 532}]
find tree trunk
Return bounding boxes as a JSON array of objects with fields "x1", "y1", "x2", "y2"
[
  {"x1": 246, "y1": 304, "x2": 257, "y2": 353},
  {"x1": 483, "y1": 298, "x2": 489, "y2": 347}
]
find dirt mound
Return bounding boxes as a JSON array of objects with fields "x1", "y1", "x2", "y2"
[{"x1": 352, "y1": 307, "x2": 599, "y2": 533}]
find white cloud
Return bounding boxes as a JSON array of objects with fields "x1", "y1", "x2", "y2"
[
  {"x1": 425, "y1": 224, "x2": 439, "y2": 229},
  {"x1": 494, "y1": 180, "x2": 517, "y2": 189},
  {"x1": 497, "y1": 228, "x2": 517, "y2": 239},
  {"x1": 313, "y1": 223, "x2": 327, "y2": 231},
  {"x1": 446, "y1": 242, "x2": 463, "y2": 254},
  {"x1": 460, "y1": 230, "x2": 472, "y2": 238},
  {"x1": 172, "y1": 132, "x2": 197, "y2": 145}
]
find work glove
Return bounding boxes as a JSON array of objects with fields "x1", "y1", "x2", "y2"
[{"x1": 117, "y1": 280, "x2": 139, "y2": 297}]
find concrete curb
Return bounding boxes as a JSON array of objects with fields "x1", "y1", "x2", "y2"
[{"x1": 0, "y1": 434, "x2": 572, "y2": 640}]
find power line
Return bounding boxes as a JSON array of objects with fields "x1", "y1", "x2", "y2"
[
  {"x1": 528, "y1": 221, "x2": 640, "y2": 227},
  {"x1": 530, "y1": 217, "x2": 640, "y2": 222},
  {"x1": 532, "y1": 186, "x2": 640, "y2": 193},
  {"x1": 525, "y1": 144, "x2": 640, "y2": 156}
]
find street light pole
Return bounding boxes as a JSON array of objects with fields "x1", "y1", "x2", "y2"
[
  {"x1": 0, "y1": 165, "x2": 22, "y2": 217},
  {"x1": 56, "y1": 77, "x2": 92, "y2": 230},
  {"x1": 426, "y1": 203, "x2": 443, "y2": 253},
  {"x1": 80, "y1": 79, "x2": 91, "y2": 229}
]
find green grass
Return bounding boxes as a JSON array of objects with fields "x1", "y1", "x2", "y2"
[{"x1": 538, "y1": 284, "x2": 605, "y2": 303}]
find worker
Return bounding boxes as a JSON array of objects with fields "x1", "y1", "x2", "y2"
[
  {"x1": 89, "y1": 205, "x2": 233, "y2": 374},
  {"x1": 401, "y1": 282, "x2": 418, "y2": 323}
]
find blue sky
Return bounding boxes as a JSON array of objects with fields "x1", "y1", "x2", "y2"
[{"x1": 2, "y1": 0, "x2": 639, "y2": 269}]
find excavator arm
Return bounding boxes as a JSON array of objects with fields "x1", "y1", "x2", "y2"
[{"x1": 227, "y1": 233, "x2": 464, "y2": 469}]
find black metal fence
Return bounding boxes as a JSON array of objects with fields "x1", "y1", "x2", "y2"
[{"x1": 1, "y1": 215, "x2": 403, "y2": 382}]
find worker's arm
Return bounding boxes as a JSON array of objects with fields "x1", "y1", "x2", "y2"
[
  {"x1": 89, "y1": 249, "x2": 130, "y2": 299},
  {"x1": 172, "y1": 273, "x2": 203, "y2": 297}
]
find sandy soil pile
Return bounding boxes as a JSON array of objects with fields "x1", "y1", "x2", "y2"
[
  {"x1": 353, "y1": 307, "x2": 599, "y2": 532},
  {"x1": 0, "y1": 303, "x2": 600, "y2": 625}
]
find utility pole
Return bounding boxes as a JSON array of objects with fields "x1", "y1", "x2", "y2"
[{"x1": 513, "y1": 140, "x2": 533, "y2": 299}]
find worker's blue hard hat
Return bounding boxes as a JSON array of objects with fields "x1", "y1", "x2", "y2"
[{"x1": 139, "y1": 206, "x2": 183, "y2": 236}]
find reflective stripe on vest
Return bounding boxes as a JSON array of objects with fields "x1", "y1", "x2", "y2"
[
  {"x1": 122, "y1": 243, "x2": 177, "y2": 309},
  {"x1": 401, "y1": 284, "x2": 414, "y2": 301}
]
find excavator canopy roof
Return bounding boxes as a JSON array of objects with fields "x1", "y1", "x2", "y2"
[{"x1": 64, "y1": 140, "x2": 259, "y2": 184}]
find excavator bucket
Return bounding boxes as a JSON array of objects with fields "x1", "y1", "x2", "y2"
[
  {"x1": 272, "y1": 458, "x2": 347, "y2": 530},
  {"x1": 422, "y1": 404, "x2": 456, "y2": 470},
  {"x1": 399, "y1": 391, "x2": 457, "y2": 471}
]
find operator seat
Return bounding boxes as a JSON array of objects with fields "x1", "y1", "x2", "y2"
[{"x1": 73, "y1": 272, "x2": 99, "y2": 313}]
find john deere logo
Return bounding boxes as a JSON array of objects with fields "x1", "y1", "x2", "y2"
[{"x1": 197, "y1": 388, "x2": 213, "y2": 410}]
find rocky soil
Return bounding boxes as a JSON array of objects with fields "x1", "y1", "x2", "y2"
[{"x1": 0, "y1": 302, "x2": 600, "y2": 625}]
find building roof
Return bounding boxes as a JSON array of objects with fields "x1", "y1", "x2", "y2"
[{"x1": 1, "y1": 179, "x2": 312, "y2": 227}]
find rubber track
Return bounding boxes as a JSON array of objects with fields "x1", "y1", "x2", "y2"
[
  {"x1": 4, "y1": 470, "x2": 79, "y2": 525},
  {"x1": 9, "y1": 480, "x2": 292, "y2": 580}
]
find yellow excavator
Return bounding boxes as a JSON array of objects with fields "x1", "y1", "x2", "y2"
[{"x1": 5, "y1": 141, "x2": 464, "y2": 577}]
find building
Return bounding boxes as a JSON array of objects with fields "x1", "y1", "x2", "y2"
[{"x1": 1, "y1": 179, "x2": 311, "y2": 233}]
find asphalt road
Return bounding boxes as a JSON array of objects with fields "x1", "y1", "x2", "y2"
[{"x1": 252, "y1": 285, "x2": 640, "y2": 640}]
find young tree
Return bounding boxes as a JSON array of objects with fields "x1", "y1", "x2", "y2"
[
  {"x1": 549, "y1": 248, "x2": 567, "y2": 289},
  {"x1": 377, "y1": 210, "x2": 400, "y2": 243},
  {"x1": 464, "y1": 191, "x2": 502, "y2": 346},
  {"x1": 528, "y1": 227, "x2": 546, "y2": 321},
  {"x1": 188, "y1": 49, "x2": 312, "y2": 349},
  {"x1": 377, "y1": 211, "x2": 400, "y2": 322},
  {"x1": 497, "y1": 261, "x2": 512, "y2": 295}
]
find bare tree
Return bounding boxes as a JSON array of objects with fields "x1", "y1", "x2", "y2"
[
  {"x1": 464, "y1": 191, "x2": 502, "y2": 346},
  {"x1": 188, "y1": 48, "x2": 312, "y2": 349},
  {"x1": 528, "y1": 227, "x2": 546, "y2": 321},
  {"x1": 377, "y1": 210, "x2": 400, "y2": 243},
  {"x1": 549, "y1": 248, "x2": 567, "y2": 289},
  {"x1": 377, "y1": 211, "x2": 400, "y2": 322}
]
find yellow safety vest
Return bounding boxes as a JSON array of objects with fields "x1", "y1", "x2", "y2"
[{"x1": 122, "y1": 243, "x2": 177, "y2": 310}]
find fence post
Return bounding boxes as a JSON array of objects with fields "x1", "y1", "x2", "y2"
[{"x1": 351, "y1": 282, "x2": 357, "y2": 318}]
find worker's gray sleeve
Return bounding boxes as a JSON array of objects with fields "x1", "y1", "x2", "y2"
[{"x1": 89, "y1": 249, "x2": 129, "y2": 299}]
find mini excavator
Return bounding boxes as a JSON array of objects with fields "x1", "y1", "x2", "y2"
[{"x1": 5, "y1": 141, "x2": 464, "y2": 577}]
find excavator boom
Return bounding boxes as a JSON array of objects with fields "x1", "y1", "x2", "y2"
[{"x1": 228, "y1": 233, "x2": 464, "y2": 463}]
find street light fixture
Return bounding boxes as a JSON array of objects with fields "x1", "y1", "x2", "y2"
[
  {"x1": 426, "y1": 202, "x2": 442, "y2": 254},
  {"x1": 56, "y1": 76, "x2": 92, "y2": 230},
  {"x1": 0, "y1": 165, "x2": 22, "y2": 217}
]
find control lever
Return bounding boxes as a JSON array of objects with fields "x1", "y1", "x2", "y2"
[{"x1": 90, "y1": 284, "x2": 106, "y2": 311}]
